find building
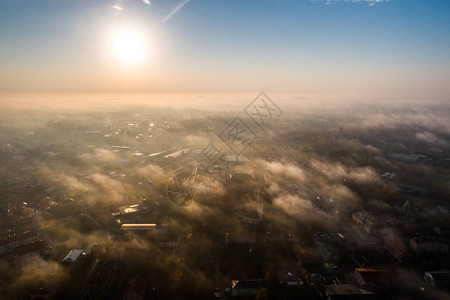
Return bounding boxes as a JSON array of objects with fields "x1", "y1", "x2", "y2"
[
  {"x1": 123, "y1": 275, "x2": 147, "y2": 300},
  {"x1": 14, "y1": 240, "x2": 46, "y2": 264},
  {"x1": 362, "y1": 218, "x2": 381, "y2": 235},
  {"x1": 381, "y1": 172, "x2": 396, "y2": 181},
  {"x1": 277, "y1": 270, "x2": 304, "y2": 288},
  {"x1": 237, "y1": 193, "x2": 263, "y2": 225},
  {"x1": 352, "y1": 212, "x2": 367, "y2": 227},
  {"x1": 354, "y1": 268, "x2": 391, "y2": 292},
  {"x1": 264, "y1": 229, "x2": 298, "y2": 244},
  {"x1": 325, "y1": 284, "x2": 376, "y2": 299},
  {"x1": 352, "y1": 211, "x2": 381, "y2": 234},
  {"x1": 186, "y1": 232, "x2": 209, "y2": 244},
  {"x1": 30, "y1": 287, "x2": 51, "y2": 300},
  {"x1": 164, "y1": 149, "x2": 191, "y2": 159},
  {"x1": 0, "y1": 231, "x2": 40, "y2": 254},
  {"x1": 120, "y1": 224, "x2": 169, "y2": 234},
  {"x1": 384, "y1": 236, "x2": 410, "y2": 263},
  {"x1": 223, "y1": 155, "x2": 249, "y2": 163},
  {"x1": 424, "y1": 270, "x2": 450, "y2": 289},
  {"x1": 410, "y1": 235, "x2": 449, "y2": 255},
  {"x1": 111, "y1": 204, "x2": 146, "y2": 224},
  {"x1": 240, "y1": 211, "x2": 261, "y2": 225},
  {"x1": 225, "y1": 232, "x2": 256, "y2": 245},
  {"x1": 157, "y1": 234, "x2": 179, "y2": 249},
  {"x1": 387, "y1": 153, "x2": 426, "y2": 163},
  {"x1": 265, "y1": 230, "x2": 287, "y2": 243},
  {"x1": 434, "y1": 226, "x2": 450, "y2": 237},
  {"x1": 393, "y1": 199, "x2": 411, "y2": 214},
  {"x1": 231, "y1": 279, "x2": 263, "y2": 297},
  {"x1": 223, "y1": 155, "x2": 249, "y2": 169},
  {"x1": 231, "y1": 172, "x2": 255, "y2": 182},
  {"x1": 61, "y1": 249, "x2": 85, "y2": 264}
]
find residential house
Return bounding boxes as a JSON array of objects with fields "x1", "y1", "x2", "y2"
[
  {"x1": 352, "y1": 211, "x2": 382, "y2": 234},
  {"x1": 120, "y1": 224, "x2": 169, "y2": 234},
  {"x1": 424, "y1": 270, "x2": 450, "y2": 289},
  {"x1": 277, "y1": 270, "x2": 304, "y2": 289},
  {"x1": 14, "y1": 240, "x2": 46, "y2": 264},
  {"x1": 61, "y1": 249, "x2": 85, "y2": 264},
  {"x1": 354, "y1": 268, "x2": 391, "y2": 292},
  {"x1": 325, "y1": 284, "x2": 376, "y2": 300},
  {"x1": 410, "y1": 235, "x2": 449, "y2": 255},
  {"x1": 157, "y1": 234, "x2": 179, "y2": 249},
  {"x1": 231, "y1": 279, "x2": 263, "y2": 297},
  {"x1": 434, "y1": 226, "x2": 450, "y2": 238},
  {"x1": 225, "y1": 232, "x2": 256, "y2": 245},
  {"x1": 384, "y1": 236, "x2": 411, "y2": 263},
  {"x1": 239, "y1": 209, "x2": 262, "y2": 225},
  {"x1": 0, "y1": 231, "x2": 39, "y2": 254}
]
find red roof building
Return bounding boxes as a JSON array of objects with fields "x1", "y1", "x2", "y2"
[
  {"x1": 384, "y1": 236, "x2": 410, "y2": 263},
  {"x1": 354, "y1": 268, "x2": 391, "y2": 292}
]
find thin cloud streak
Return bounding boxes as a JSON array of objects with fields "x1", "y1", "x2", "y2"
[
  {"x1": 163, "y1": 0, "x2": 190, "y2": 23},
  {"x1": 312, "y1": 0, "x2": 390, "y2": 6}
]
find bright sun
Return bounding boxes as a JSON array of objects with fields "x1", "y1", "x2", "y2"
[{"x1": 112, "y1": 29, "x2": 148, "y2": 65}]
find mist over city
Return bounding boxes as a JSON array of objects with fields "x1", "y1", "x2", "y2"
[{"x1": 0, "y1": 1, "x2": 449, "y2": 300}]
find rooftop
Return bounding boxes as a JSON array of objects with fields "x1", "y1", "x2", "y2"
[
  {"x1": 424, "y1": 270, "x2": 450, "y2": 282},
  {"x1": 223, "y1": 155, "x2": 249, "y2": 162},
  {"x1": 120, "y1": 224, "x2": 168, "y2": 231},
  {"x1": 164, "y1": 149, "x2": 191, "y2": 158},
  {"x1": 412, "y1": 235, "x2": 446, "y2": 244},
  {"x1": 325, "y1": 284, "x2": 375, "y2": 296},
  {"x1": 14, "y1": 240, "x2": 45, "y2": 255},
  {"x1": 61, "y1": 249, "x2": 85, "y2": 263},
  {"x1": 384, "y1": 236, "x2": 407, "y2": 252},
  {"x1": 355, "y1": 268, "x2": 390, "y2": 283},
  {"x1": 0, "y1": 231, "x2": 38, "y2": 246},
  {"x1": 231, "y1": 279, "x2": 263, "y2": 289}
]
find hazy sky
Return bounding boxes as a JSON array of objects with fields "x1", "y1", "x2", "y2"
[{"x1": 0, "y1": 0, "x2": 449, "y2": 99}]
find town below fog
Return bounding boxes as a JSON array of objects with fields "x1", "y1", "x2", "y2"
[{"x1": 0, "y1": 94, "x2": 449, "y2": 299}]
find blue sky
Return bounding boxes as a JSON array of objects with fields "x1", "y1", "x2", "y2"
[{"x1": 0, "y1": 0, "x2": 449, "y2": 98}]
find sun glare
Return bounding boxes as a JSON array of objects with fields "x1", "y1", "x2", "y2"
[{"x1": 112, "y1": 28, "x2": 148, "y2": 65}]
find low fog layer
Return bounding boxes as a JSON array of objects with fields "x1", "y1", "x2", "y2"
[{"x1": 0, "y1": 92, "x2": 449, "y2": 299}]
